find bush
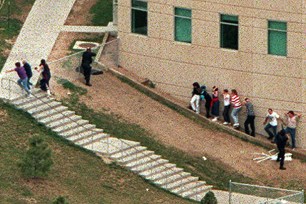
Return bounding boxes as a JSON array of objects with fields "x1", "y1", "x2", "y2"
[
  {"x1": 53, "y1": 196, "x2": 69, "y2": 204},
  {"x1": 19, "y1": 135, "x2": 53, "y2": 179},
  {"x1": 201, "y1": 191, "x2": 218, "y2": 204}
]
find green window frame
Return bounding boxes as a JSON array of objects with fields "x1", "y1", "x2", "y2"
[
  {"x1": 220, "y1": 14, "x2": 239, "y2": 50},
  {"x1": 268, "y1": 21, "x2": 287, "y2": 56},
  {"x1": 131, "y1": 0, "x2": 148, "y2": 35},
  {"x1": 174, "y1": 7, "x2": 192, "y2": 43}
]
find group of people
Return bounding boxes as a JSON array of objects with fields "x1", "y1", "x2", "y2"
[
  {"x1": 6, "y1": 59, "x2": 52, "y2": 98},
  {"x1": 190, "y1": 82, "x2": 301, "y2": 150}
]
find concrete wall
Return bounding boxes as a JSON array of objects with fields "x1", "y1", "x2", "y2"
[{"x1": 118, "y1": 0, "x2": 306, "y2": 148}]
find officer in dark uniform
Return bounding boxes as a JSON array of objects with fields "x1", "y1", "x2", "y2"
[
  {"x1": 81, "y1": 47, "x2": 96, "y2": 86},
  {"x1": 275, "y1": 128, "x2": 288, "y2": 170}
]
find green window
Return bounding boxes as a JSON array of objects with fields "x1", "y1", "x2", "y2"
[
  {"x1": 268, "y1": 21, "x2": 287, "y2": 56},
  {"x1": 131, "y1": 0, "x2": 147, "y2": 35},
  {"x1": 174, "y1": 8, "x2": 192, "y2": 43},
  {"x1": 220, "y1": 14, "x2": 239, "y2": 50}
]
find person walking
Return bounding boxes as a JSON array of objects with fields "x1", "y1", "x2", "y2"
[
  {"x1": 263, "y1": 108, "x2": 280, "y2": 142},
  {"x1": 81, "y1": 47, "x2": 96, "y2": 86},
  {"x1": 190, "y1": 82, "x2": 201, "y2": 114},
  {"x1": 211, "y1": 86, "x2": 220, "y2": 122},
  {"x1": 35, "y1": 59, "x2": 51, "y2": 97},
  {"x1": 22, "y1": 60, "x2": 33, "y2": 90},
  {"x1": 283, "y1": 111, "x2": 302, "y2": 150},
  {"x1": 230, "y1": 89, "x2": 242, "y2": 128},
  {"x1": 275, "y1": 128, "x2": 288, "y2": 170},
  {"x1": 5, "y1": 62, "x2": 32, "y2": 97},
  {"x1": 243, "y1": 98, "x2": 255, "y2": 136},
  {"x1": 222, "y1": 89, "x2": 231, "y2": 125}
]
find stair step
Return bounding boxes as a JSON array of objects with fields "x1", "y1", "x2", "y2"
[
  {"x1": 46, "y1": 115, "x2": 83, "y2": 129},
  {"x1": 33, "y1": 108, "x2": 74, "y2": 120},
  {"x1": 11, "y1": 90, "x2": 46, "y2": 105},
  {"x1": 139, "y1": 163, "x2": 177, "y2": 178},
  {"x1": 118, "y1": 150, "x2": 154, "y2": 165},
  {"x1": 27, "y1": 102, "x2": 64, "y2": 115},
  {"x1": 173, "y1": 180, "x2": 206, "y2": 195},
  {"x1": 17, "y1": 96, "x2": 54, "y2": 110},
  {"x1": 56, "y1": 122, "x2": 94, "y2": 135},
  {"x1": 39, "y1": 111, "x2": 76, "y2": 125},
  {"x1": 73, "y1": 132, "x2": 109, "y2": 145},
  {"x1": 110, "y1": 146, "x2": 147, "y2": 160},
  {"x1": 109, "y1": 141, "x2": 141, "y2": 156},
  {"x1": 62, "y1": 126, "x2": 103, "y2": 138},
  {"x1": 125, "y1": 155, "x2": 162, "y2": 169},
  {"x1": 153, "y1": 171, "x2": 191, "y2": 186},
  {"x1": 186, "y1": 186, "x2": 213, "y2": 201},
  {"x1": 161, "y1": 176, "x2": 198, "y2": 191}
]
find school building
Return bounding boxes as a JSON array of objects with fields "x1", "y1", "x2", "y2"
[{"x1": 116, "y1": 0, "x2": 306, "y2": 148}]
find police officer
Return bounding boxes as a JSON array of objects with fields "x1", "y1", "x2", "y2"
[
  {"x1": 275, "y1": 128, "x2": 288, "y2": 170},
  {"x1": 81, "y1": 47, "x2": 96, "y2": 86}
]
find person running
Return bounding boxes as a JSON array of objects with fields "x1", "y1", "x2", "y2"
[
  {"x1": 263, "y1": 108, "x2": 279, "y2": 142},
  {"x1": 5, "y1": 62, "x2": 32, "y2": 97},
  {"x1": 230, "y1": 89, "x2": 242, "y2": 128},
  {"x1": 211, "y1": 86, "x2": 220, "y2": 122},
  {"x1": 81, "y1": 47, "x2": 96, "y2": 86},
  {"x1": 222, "y1": 89, "x2": 231, "y2": 125},
  {"x1": 35, "y1": 59, "x2": 51, "y2": 97},
  {"x1": 22, "y1": 60, "x2": 33, "y2": 89},
  {"x1": 243, "y1": 98, "x2": 255, "y2": 136},
  {"x1": 275, "y1": 128, "x2": 288, "y2": 170},
  {"x1": 190, "y1": 82, "x2": 201, "y2": 114},
  {"x1": 282, "y1": 111, "x2": 302, "y2": 150}
]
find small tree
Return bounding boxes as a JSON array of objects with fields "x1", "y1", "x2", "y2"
[
  {"x1": 201, "y1": 191, "x2": 218, "y2": 204},
  {"x1": 19, "y1": 135, "x2": 53, "y2": 179},
  {"x1": 53, "y1": 196, "x2": 69, "y2": 204}
]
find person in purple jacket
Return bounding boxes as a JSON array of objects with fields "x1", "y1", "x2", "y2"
[{"x1": 6, "y1": 62, "x2": 32, "y2": 97}]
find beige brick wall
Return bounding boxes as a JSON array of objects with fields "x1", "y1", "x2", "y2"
[{"x1": 118, "y1": 0, "x2": 306, "y2": 148}]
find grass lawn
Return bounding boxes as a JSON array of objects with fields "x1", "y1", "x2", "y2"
[
  {"x1": 0, "y1": 99, "x2": 195, "y2": 203},
  {"x1": 90, "y1": 0, "x2": 113, "y2": 26}
]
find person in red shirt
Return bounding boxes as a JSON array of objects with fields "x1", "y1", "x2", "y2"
[{"x1": 230, "y1": 89, "x2": 242, "y2": 128}]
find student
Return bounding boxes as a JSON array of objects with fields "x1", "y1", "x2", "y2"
[
  {"x1": 190, "y1": 82, "x2": 201, "y2": 114},
  {"x1": 275, "y1": 128, "x2": 288, "y2": 170},
  {"x1": 222, "y1": 89, "x2": 231, "y2": 125},
  {"x1": 243, "y1": 98, "x2": 255, "y2": 136},
  {"x1": 230, "y1": 89, "x2": 242, "y2": 128},
  {"x1": 35, "y1": 59, "x2": 51, "y2": 97},
  {"x1": 263, "y1": 108, "x2": 279, "y2": 141},
  {"x1": 203, "y1": 88, "x2": 212, "y2": 118},
  {"x1": 211, "y1": 86, "x2": 220, "y2": 121},
  {"x1": 5, "y1": 62, "x2": 32, "y2": 97},
  {"x1": 22, "y1": 60, "x2": 33, "y2": 89},
  {"x1": 283, "y1": 111, "x2": 302, "y2": 150}
]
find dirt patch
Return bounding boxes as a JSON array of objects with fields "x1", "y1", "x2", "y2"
[{"x1": 65, "y1": 0, "x2": 97, "y2": 25}]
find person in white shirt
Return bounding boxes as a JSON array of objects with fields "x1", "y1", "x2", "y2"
[
  {"x1": 263, "y1": 108, "x2": 279, "y2": 141},
  {"x1": 222, "y1": 89, "x2": 231, "y2": 125},
  {"x1": 283, "y1": 111, "x2": 302, "y2": 150}
]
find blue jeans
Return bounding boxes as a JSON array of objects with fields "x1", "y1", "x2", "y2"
[
  {"x1": 17, "y1": 77, "x2": 30, "y2": 94},
  {"x1": 264, "y1": 124, "x2": 277, "y2": 139},
  {"x1": 231, "y1": 107, "x2": 241, "y2": 124},
  {"x1": 285, "y1": 127, "x2": 296, "y2": 148}
]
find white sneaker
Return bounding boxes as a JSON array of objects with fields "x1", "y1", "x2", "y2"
[
  {"x1": 233, "y1": 123, "x2": 239, "y2": 127},
  {"x1": 27, "y1": 94, "x2": 33, "y2": 98},
  {"x1": 212, "y1": 117, "x2": 218, "y2": 122},
  {"x1": 223, "y1": 122, "x2": 229, "y2": 125}
]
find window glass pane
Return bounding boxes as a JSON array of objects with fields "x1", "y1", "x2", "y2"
[
  {"x1": 221, "y1": 14, "x2": 238, "y2": 24},
  {"x1": 268, "y1": 21, "x2": 287, "y2": 31},
  {"x1": 175, "y1": 8, "x2": 191, "y2": 17},
  {"x1": 175, "y1": 17, "x2": 191, "y2": 43},
  {"x1": 132, "y1": 9, "x2": 147, "y2": 35},
  {"x1": 132, "y1": 0, "x2": 147, "y2": 9},
  {"x1": 268, "y1": 30, "x2": 287, "y2": 56},
  {"x1": 220, "y1": 14, "x2": 239, "y2": 50}
]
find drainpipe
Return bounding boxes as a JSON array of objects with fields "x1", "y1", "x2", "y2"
[{"x1": 113, "y1": 0, "x2": 118, "y2": 26}]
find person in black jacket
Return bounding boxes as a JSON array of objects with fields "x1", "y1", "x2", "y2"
[
  {"x1": 275, "y1": 128, "x2": 288, "y2": 170},
  {"x1": 22, "y1": 60, "x2": 33, "y2": 89},
  {"x1": 81, "y1": 47, "x2": 96, "y2": 86}
]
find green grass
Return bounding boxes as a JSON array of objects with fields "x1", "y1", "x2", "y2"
[
  {"x1": 57, "y1": 78, "x2": 87, "y2": 95},
  {"x1": 90, "y1": 0, "x2": 113, "y2": 26},
  {"x1": 0, "y1": 99, "x2": 194, "y2": 203}
]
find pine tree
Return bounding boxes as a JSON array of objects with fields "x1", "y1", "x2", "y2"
[
  {"x1": 201, "y1": 191, "x2": 218, "y2": 204},
  {"x1": 19, "y1": 135, "x2": 53, "y2": 179}
]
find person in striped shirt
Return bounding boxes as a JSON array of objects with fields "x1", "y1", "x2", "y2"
[{"x1": 230, "y1": 89, "x2": 242, "y2": 127}]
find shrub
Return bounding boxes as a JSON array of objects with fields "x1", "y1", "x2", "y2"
[
  {"x1": 19, "y1": 135, "x2": 53, "y2": 179},
  {"x1": 53, "y1": 196, "x2": 69, "y2": 204},
  {"x1": 201, "y1": 191, "x2": 218, "y2": 204}
]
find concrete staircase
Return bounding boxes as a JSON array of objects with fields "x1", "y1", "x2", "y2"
[{"x1": 10, "y1": 89, "x2": 213, "y2": 202}]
